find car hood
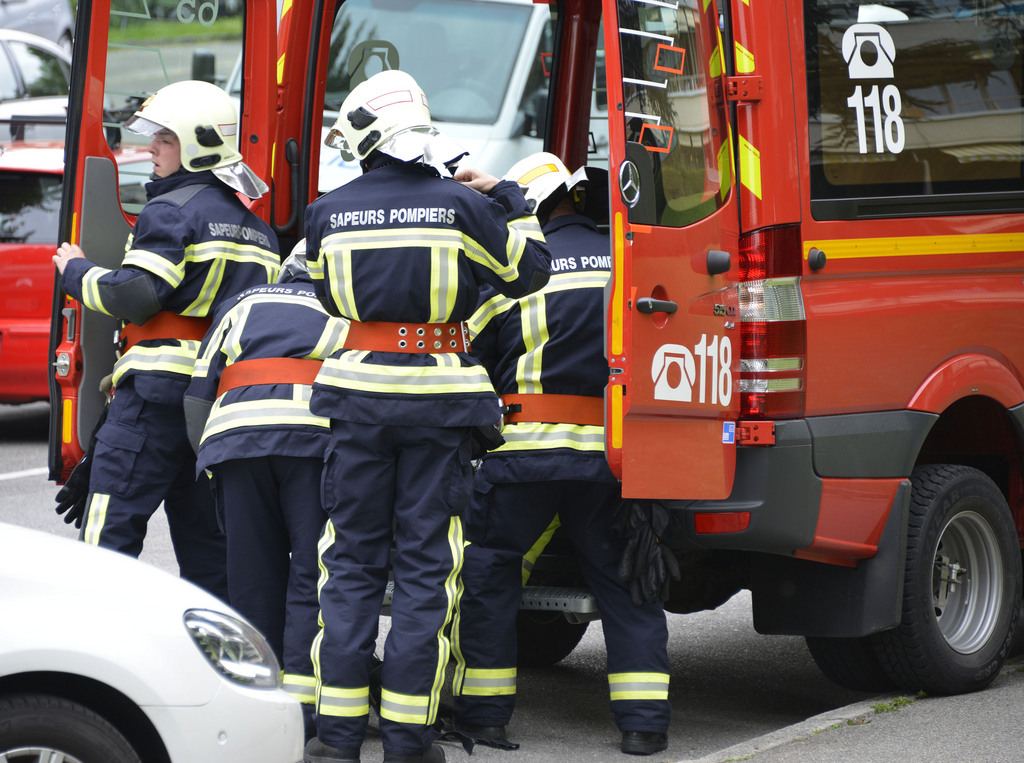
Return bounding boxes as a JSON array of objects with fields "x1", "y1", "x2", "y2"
[{"x1": 0, "y1": 522, "x2": 245, "y2": 707}]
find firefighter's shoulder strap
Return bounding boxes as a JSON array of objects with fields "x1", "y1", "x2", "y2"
[
  {"x1": 501, "y1": 393, "x2": 603, "y2": 427},
  {"x1": 120, "y1": 312, "x2": 213, "y2": 352},
  {"x1": 217, "y1": 357, "x2": 323, "y2": 396}
]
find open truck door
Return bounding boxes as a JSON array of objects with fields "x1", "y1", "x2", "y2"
[
  {"x1": 602, "y1": 0, "x2": 740, "y2": 500},
  {"x1": 47, "y1": 0, "x2": 278, "y2": 481}
]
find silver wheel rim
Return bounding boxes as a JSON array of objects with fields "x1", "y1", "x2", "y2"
[
  {"x1": 0, "y1": 748, "x2": 85, "y2": 763},
  {"x1": 932, "y1": 509, "x2": 1003, "y2": 654}
]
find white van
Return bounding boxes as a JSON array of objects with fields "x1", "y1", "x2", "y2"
[{"x1": 229, "y1": 0, "x2": 606, "y2": 191}]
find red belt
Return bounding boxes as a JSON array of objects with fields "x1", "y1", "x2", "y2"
[
  {"x1": 119, "y1": 311, "x2": 212, "y2": 352},
  {"x1": 217, "y1": 357, "x2": 322, "y2": 395},
  {"x1": 502, "y1": 393, "x2": 604, "y2": 426},
  {"x1": 344, "y1": 320, "x2": 469, "y2": 353}
]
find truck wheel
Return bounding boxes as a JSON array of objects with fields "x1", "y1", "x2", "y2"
[
  {"x1": 516, "y1": 611, "x2": 589, "y2": 668},
  {"x1": 804, "y1": 635, "x2": 896, "y2": 692},
  {"x1": 875, "y1": 464, "x2": 1022, "y2": 694},
  {"x1": 0, "y1": 694, "x2": 141, "y2": 763}
]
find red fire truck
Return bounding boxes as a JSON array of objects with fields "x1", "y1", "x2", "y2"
[{"x1": 51, "y1": 0, "x2": 1024, "y2": 697}]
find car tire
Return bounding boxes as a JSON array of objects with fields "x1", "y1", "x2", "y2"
[
  {"x1": 804, "y1": 635, "x2": 897, "y2": 693},
  {"x1": 516, "y1": 610, "x2": 589, "y2": 668},
  {"x1": 874, "y1": 464, "x2": 1022, "y2": 695},
  {"x1": 0, "y1": 693, "x2": 141, "y2": 763}
]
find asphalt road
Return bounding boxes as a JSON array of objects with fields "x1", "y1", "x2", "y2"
[{"x1": 4, "y1": 400, "x2": 1019, "y2": 762}]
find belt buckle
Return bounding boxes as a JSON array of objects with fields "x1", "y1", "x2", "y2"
[{"x1": 113, "y1": 328, "x2": 126, "y2": 360}]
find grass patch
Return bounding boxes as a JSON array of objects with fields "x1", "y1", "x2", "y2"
[
  {"x1": 108, "y1": 16, "x2": 243, "y2": 44},
  {"x1": 873, "y1": 696, "x2": 914, "y2": 714}
]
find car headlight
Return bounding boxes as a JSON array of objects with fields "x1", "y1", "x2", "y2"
[{"x1": 184, "y1": 609, "x2": 281, "y2": 689}]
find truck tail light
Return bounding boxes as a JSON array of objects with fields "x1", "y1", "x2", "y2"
[{"x1": 737, "y1": 226, "x2": 806, "y2": 420}]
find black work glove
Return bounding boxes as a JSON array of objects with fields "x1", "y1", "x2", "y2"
[
  {"x1": 54, "y1": 451, "x2": 92, "y2": 528},
  {"x1": 611, "y1": 501, "x2": 681, "y2": 606},
  {"x1": 54, "y1": 404, "x2": 108, "y2": 530}
]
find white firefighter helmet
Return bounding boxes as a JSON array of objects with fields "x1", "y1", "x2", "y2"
[
  {"x1": 504, "y1": 151, "x2": 589, "y2": 219},
  {"x1": 125, "y1": 80, "x2": 269, "y2": 198},
  {"x1": 324, "y1": 69, "x2": 465, "y2": 173},
  {"x1": 277, "y1": 239, "x2": 310, "y2": 283}
]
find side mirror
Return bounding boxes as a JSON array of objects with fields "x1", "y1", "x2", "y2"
[{"x1": 521, "y1": 86, "x2": 549, "y2": 139}]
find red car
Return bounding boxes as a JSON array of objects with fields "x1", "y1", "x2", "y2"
[{"x1": 0, "y1": 141, "x2": 150, "y2": 402}]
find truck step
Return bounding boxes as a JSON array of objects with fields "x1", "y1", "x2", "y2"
[{"x1": 381, "y1": 583, "x2": 599, "y2": 621}]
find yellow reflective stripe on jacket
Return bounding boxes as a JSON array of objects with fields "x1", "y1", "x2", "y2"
[
  {"x1": 282, "y1": 673, "x2": 317, "y2": 704},
  {"x1": 430, "y1": 246, "x2": 459, "y2": 322},
  {"x1": 123, "y1": 240, "x2": 279, "y2": 290},
  {"x1": 608, "y1": 672, "x2": 670, "y2": 701},
  {"x1": 516, "y1": 291, "x2": 548, "y2": 394},
  {"x1": 82, "y1": 493, "x2": 110, "y2": 546},
  {"x1": 467, "y1": 292, "x2": 515, "y2": 340},
  {"x1": 80, "y1": 266, "x2": 117, "y2": 315},
  {"x1": 498, "y1": 423, "x2": 605, "y2": 453},
  {"x1": 380, "y1": 689, "x2": 429, "y2": 725},
  {"x1": 316, "y1": 353, "x2": 494, "y2": 395},
  {"x1": 459, "y1": 667, "x2": 517, "y2": 697},
  {"x1": 318, "y1": 685, "x2": 369, "y2": 718},
  {"x1": 508, "y1": 215, "x2": 544, "y2": 241},
  {"x1": 199, "y1": 396, "x2": 330, "y2": 445},
  {"x1": 111, "y1": 340, "x2": 202, "y2": 384}
]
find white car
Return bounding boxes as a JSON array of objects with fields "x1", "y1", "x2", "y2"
[
  {"x1": 0, "y1": 0, "x2": 74, "y2": 51},
  {"x1": 0, "y1": 29, "x2": 73, "y2": 142},
  {"x1": 0, "y1": 522, "x2": 304, "y2": 763}
]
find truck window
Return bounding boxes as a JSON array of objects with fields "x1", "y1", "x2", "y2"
[
  {"x1": 615, "y1": 0, "x2": 732, "y2": 227},
  {"x1": 325, "y1": 0, "x2": 532, "y2": 124},
  {"x1": 102, "y1": 3, "x2": 243, "y2": 154},
  {"x1": 806, "y1": 0, "x2": 1024, "y2": 219}
]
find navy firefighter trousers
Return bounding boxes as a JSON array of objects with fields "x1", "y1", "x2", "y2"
[
  {"x1": 454, "y1": 475, "x2": 671, "y2": 735},
  {"x1": 313, "y1": 420, "x2": 472, "y2": 756},
  {"x1": 84, "y1": 377, "x2": 227, "y2": 599},
  {"x1": 211, "y1": 456, "x2": 324, "y2": 699}
]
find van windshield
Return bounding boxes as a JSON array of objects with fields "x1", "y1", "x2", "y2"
[{"x1": 326, "y1": 0, "x2": 533, "y2": 124}]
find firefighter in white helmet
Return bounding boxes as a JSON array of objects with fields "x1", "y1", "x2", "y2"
[
  {"x1": 53, "y1": 79, "x2": 279, "y2": 599},
  {"x1": 302, "y1": 69, "x2": 550, "y2": 763},
  {"x1": 453, "y1": 152, "x2": 672, "y2": 756}
]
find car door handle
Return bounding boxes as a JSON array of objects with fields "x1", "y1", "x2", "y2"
[{"x1": 636, "y1": 298, "x2": 678, "y2": 315}]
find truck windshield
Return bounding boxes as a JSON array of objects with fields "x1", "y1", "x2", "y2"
[{"x1": 325, "y1": 0, "x2": 533, "y2": 124}]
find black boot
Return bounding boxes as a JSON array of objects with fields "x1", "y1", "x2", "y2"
[
  {"x1": 455, "y1": 722, "x2": 518, "y2": 750},
  {"x1": 304, "y1": 737, "x2": 361, "y2": 762},
  {"x1": 382, "y1": 742, "x2": 446, "y2": 762},
  {"x1": 620, "y1": 731, "x2": 668, "y2": 756}
]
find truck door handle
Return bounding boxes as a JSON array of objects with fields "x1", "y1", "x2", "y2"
[{"x1": 636, "y1": 298, "x2": 678, "y2": 315}]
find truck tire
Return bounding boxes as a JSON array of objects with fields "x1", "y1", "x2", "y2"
[
  {"x1": 516, "y1": 611, "x2": 589, "y2": 668},
  {"x1": 0, "y1": 694, "x2": 141, "y2": 763},
  {"x1": 875, "y1": 464, "x2": 1022, "y2": 695},
  {"x1": 804, "y1": 635, "x2": 896, "y2": 693}
]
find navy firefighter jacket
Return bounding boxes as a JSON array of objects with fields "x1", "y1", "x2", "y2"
[
  {"x1": 60, "y1": 171, "x2": 280, "y2": 403},
  {"x1": 185, "y1": 281, "x2": 349, "y2": 473},
  {"x1": 468, "y1": 213, "x2": 615, "y2": 484},
  {"x1": 304, "y1": 160, "x2": 551, "y2": 428}
]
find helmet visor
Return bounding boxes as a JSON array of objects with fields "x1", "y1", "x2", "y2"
[
  {"x1": 212, "y1": 161, "x2": 270, "y2": 199},
  {"x1": 124, "y1": 114, "x2": 166, "y2": 138}
]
